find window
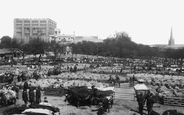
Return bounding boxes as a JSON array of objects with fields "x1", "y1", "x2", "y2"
[
  {"x1": 24, "y1": 24, "x2": 30, "y2": 27},
  {"x1": 32, "y1": 24, "x2": 38, "y2": 26},
  {"x1": 16, "y1": 24, "x2": 22, "y2": 26},
  {"x1": 40, "y1": 20, "x2": 46, "y2": 23},
  {"x1": 40, "y1": 24, "x2": 46, "y2": 27},
  {"x1": 32, "y1": 20, "x2": 38, "y2": 23},
  {"x1": 24, "y1": 20, "x2": 30, "y2": 23}
]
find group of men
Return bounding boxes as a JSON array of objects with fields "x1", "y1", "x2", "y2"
[
  {"x1": 136, "y1": 91, "x2": 155, "y2": 115},
  {"x1": 22, "y1": 81, "x2": 47, "y2": 107}
]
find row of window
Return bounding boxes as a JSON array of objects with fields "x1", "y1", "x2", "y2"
[
  {"x1": 16, "y1": 20, "x2": 47, "y2": 24},
  {"x1": 16, "y1": 32, "x2": 46, "y2": 35}
]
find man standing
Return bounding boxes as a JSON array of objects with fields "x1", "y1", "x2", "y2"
[
  {"x1": 114, "y1": 74, "x2": 120, "y2": 87},
  {"x1": 36, "y1": 86, "x2": 41, "y2": 104},
  {"x1": 146, "y1": 93, "x2": 155, "y2": 115},
  {"x1": 136, "y1": 92, "x2": 146, "y2": 115}
]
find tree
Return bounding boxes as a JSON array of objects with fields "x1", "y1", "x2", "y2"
[
  {"x1": 10, "y1": 38, "x2": 20, "y2": 48},
  {"x1": 22, "y1": 38, "x2": 46, "y2": 55},
  {"x1": 1, "y1": 36, "x2": 12, "y2": 48}
]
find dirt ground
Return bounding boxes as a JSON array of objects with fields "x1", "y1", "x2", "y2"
[
  {"x1": 0, "y1": 65, "x2": 184, "y2": 115},
  {"x1": 0, "y1": 83, "x2": 184, "y2": 115}
]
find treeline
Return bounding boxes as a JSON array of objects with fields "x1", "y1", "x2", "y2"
[
  {"x1": 1, "y1": 33, "x2": 184, "y2": 60},
  {"x1": 69, "y1": 32, "x2": 162, "y2": 58}
]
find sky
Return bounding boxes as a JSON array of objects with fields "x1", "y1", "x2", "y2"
[{"x1": 0, "y1": 0, "x2": 184, "y2": 45}]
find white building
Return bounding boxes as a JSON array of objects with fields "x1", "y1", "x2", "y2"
[{"x1": 50, "y1": 29, "x2": 102, "y2": 45}]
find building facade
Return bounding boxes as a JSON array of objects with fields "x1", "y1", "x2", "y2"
[
  {"x1": 50, "y1": 29, "x2": 75, "y2": 44},
  {"x1": 50, "y1": 29, "x2": 102, "y2": 45},
  {"x1": 13, "y1": 18, "x2": 57, "y2": 43}
]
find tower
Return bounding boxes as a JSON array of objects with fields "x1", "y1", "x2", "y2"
[{"x1": 168, "y1": 27, "x2": 175, "y2": 46}]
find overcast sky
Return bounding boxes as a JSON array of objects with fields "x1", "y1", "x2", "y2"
[{"x1": 0, "y1": 0, "x2": 184, "y2": 45}]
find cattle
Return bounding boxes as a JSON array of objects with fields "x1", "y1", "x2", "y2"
[
  {"x1": 91, "y1": 89, "x2": 114, "y2": 112},
  {"x1": 0, "y1": 89, "x2": 17, "y2": 107},
  {"x1": 64, "y1": 85, "x2": 115, "y2": 112},
  {"x1": 64, "y1": 86, "x2": 91, "y2": 107}
]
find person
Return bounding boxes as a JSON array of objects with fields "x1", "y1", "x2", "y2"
[
  {"x1": 74, "y1": 64, "x2": 77, "y2": 72},
  {"x1": 146, "y1": 93, "x2": 155, "y2": 115},
  {"x1": 43, "y1": 97, "x2": 48, "y2": 103},
  {"x1": 115, "y1": 74, "x2": 120, "y2": 87},
  {"x1": 136, "y1": 92, "x2": 146, "y2": 115},
  {"x1": 29, "y1": 86, "x2": 35, "y2": 105},
  {"x1": 97, "y1": 102, "x2": 105, "y2": 115},
  {"x1": 36, "y1": 86, "x2": 41, "y2": 104},
  {"x1": 91, "y1": 85, "x2": 97, "y2": 98},
  {"x1": 91, "y1": 85, "x2": 98, "y2": 105},
  {"x1": 129, "y1": 77, "x2": 132, "y2": 87},
  {"x1": 108, "y1": 75, "x2": 113, "y2": 85},
  {"x1": 132, "y1": 75, "x2": 135, "y2": 86},
  {"x1": 92, "y1": 102, "x2": 105, "y2": 115}
]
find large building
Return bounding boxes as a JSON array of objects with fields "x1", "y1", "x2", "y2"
[
  {"x1": 13, "y1": 18, "x2": 57, "y2": 43},
  {"x1": 50, "y1": 29, "x2": 103, "y2": 45}
]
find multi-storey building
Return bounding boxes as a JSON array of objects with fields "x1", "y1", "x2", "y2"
[{"x1": 13, "y1": 18, "x2": 57, "y2": 43}]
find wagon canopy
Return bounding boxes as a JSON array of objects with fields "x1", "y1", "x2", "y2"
[{"x1": 134, "y1": 83, "x2": 149, "y2": 91}]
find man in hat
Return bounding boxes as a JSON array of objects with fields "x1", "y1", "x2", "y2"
[
  {"x1": 146, "y1": 92, "x2": 155, "y2": 115},
  {"x1": 136, "y1": 92, "x2": 146, "y2": 115}
]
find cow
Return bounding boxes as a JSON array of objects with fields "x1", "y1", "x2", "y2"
[
  {"x1": 0, "y1": 89, "x2": 16, "y2": 107},
  {"x1": 64, "y1": 86, "x2": 92, "y2": 107},
  {"x1": 91, "y1": 90, "x2": 114, "y2": 112}
]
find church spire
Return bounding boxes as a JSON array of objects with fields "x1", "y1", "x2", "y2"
[{"x1": 168, "y1": 27, "x2": 174, "y2": 46}]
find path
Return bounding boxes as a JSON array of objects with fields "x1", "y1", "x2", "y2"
[{"x1": 114, "y1": 83, "x2": 135, "y2": 100}]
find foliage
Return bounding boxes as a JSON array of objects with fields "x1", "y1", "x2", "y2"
[
  {"x1": 0, "y1": 32, "x2": 184, "y2": 60},
  {"x1": 0, "y1": 36, "x2": 12, "y2": 48},
  {"x1": 21, "y1": 38, "x2": 46, "y2": 55}
]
